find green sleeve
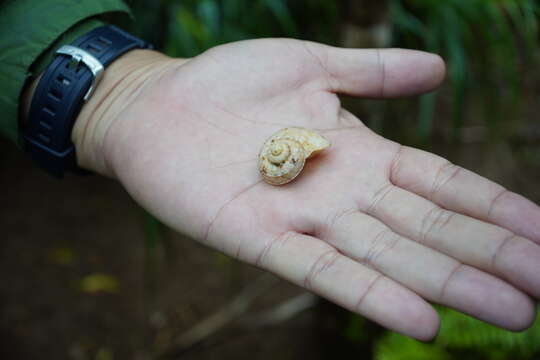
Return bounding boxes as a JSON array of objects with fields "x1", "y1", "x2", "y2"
[{"x1": 0, "y1": 0, "x2": 131, "y2": 147}]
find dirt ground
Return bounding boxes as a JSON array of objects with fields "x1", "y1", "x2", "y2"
[{"x1": 0, "y1": 142, "x2": 372, "y2": 360}]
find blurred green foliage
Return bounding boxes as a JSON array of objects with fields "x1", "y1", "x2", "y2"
[
  {"x1": 124, "y1": 0, "x2": 340, "y2": 55},
  {"x1": 80, "y1": 273, "x2": 119, "y2": 294},
  {"x1": 123, "y1": 0, "x2": 539, "y2": 144},
  {"x1": 391, "y1": 0, "x2": 539, "y2": 141},
  {"x1": 373, "y1": 305, "x2": 540, "y2": 360},
  {"x1": 123, "y1": 0, "x2": 539, "y2": 358}
]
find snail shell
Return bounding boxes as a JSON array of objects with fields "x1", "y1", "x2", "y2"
[{"x1": 258, "y1": 127, "x2": 331, "y2": 185}]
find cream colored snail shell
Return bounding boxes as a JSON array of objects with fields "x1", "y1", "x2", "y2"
[{"x1": 258, "y1": 127, "x2": 331, "y2": 185}]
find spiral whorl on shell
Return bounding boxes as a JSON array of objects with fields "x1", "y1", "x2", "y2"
[{"x1": 258, "y1": 127, "x2": 331, "y2": 185}]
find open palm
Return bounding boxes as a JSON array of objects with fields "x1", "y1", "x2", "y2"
[{"x1": 100, "y1": 39, "x2": 540, "y2": 340}]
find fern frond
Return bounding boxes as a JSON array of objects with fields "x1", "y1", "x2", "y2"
[
  {"x1": 374, "y1": 305, "x2": 540, "y2": 360},
  {"x1": 374, "y1": 332, "x2": 451, "y2": 360},
  {"x1": 435, "y1": 305, "x2": 540, "y2": 357}
]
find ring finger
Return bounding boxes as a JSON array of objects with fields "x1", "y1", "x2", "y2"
[
  {"x1": 366, "y1": 183, "x2": 540, "y2": 299},
  {"x1": 320, "y1": 209, "x2": 535, "y2": 330}
]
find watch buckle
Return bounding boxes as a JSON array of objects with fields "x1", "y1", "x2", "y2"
[{"x1": 56, "y1": 45, "x2": 104, "y2": 101}]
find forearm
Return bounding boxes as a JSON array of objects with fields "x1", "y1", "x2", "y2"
[{"x1": 71, "y1": 49, "x2": 176, "y2": 177}]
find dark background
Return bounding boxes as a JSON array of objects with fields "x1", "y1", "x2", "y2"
[{"x1": 2, "y1": 0, "x2": 540, "y2": 359}]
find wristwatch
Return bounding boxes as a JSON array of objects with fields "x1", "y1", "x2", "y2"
[{"x1": 24, "y1": 25, "x2": 153, "y2": 178}]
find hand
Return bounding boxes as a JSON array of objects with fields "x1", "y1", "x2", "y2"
[{"x1": 72, "y1": 39, "x2": 540, "y2": 341}]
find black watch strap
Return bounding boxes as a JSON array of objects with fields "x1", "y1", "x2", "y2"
[{"x1": 24, "y1": 25, "x2": 153, "y2": 177}]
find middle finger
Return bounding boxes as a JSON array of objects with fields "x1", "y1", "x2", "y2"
[
  {"x1": 320, "y1": 209, "x2": 534, "y2": 330},
  {"x1": 366, "y1": 183, "x2": 540, "y2": 299}
]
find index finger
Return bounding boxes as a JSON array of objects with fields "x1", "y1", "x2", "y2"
[{"x1": 389, "y1": 145, "x2": 540, "y2": 243}]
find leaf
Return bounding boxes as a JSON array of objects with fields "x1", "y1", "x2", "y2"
[
  {"x1": 197, "y1": 0, "x2": 221, "y2": 41},
  {"x1": 416, "y1": 92, "x2": 438, "y2": 141},
  {"x1": 375, "y1": 305, "x2": 540, "y2": 360},
  {"x1": 261, "y1": 0, "x2": 299, "y2": 36},
  {"x1": 344, "y1": 314, "x2": 368, "y2": 343},
  {"x1": 389, "y1": 0, "x2": 426, "y2": 38},
  {"x1": 95, "y1": 347, "x2": 114, "y2": 360},
  {"x1": 80, "y1": 273, "x2": 119, "y2": 294},
  {"x1": 440, "y1": 4, "x2": 468, "y2": 138},
  {"x1": 177, "y1": 6, "x2": 210, "y2": 47},
  {"x1": 374, "y1": 331, "x2": 451, "y2": 360},
  {"x1": 434, "y1": 305, "x2": 540, "y2": 357}
]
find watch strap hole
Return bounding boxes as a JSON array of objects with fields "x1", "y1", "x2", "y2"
[
  {"x1": 37, "y1": 133, "x2": 51, "y2": 143},
  {"x1": 39, "y1": 120, "x2": 52, "y2": 131},
  {"x1": 42, "y1": 106, "x2": 56, "y2": 117},
  {"x1": 48, "y1": 89, "x2": 62, "y2": 101},
  {"x1": 96, "y1": 36, "x2": 112, "y2": 46},
  {"x1": 57, "y1": 75, "x2": 71, "y2": 86},
  {"x1": 85, "y1": 43, "x2": 103, "y2": 55}
]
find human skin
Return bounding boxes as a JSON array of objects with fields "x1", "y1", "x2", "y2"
[{"x1": 28, "y1": 39, "x2": 540, "y2": 341}]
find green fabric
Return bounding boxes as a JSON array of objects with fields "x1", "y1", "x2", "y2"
[{"x1": 0, "y1": 0, "x2": 131, "y2": 147}]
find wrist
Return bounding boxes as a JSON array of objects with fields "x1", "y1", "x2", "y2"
[
  {"x1": 23, "y1": 49, "x2": 180, "y2": 178},
  {"x1": 72, "y1": 49, "x2": 177, "y2": 177}
]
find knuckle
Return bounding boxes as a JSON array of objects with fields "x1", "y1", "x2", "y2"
[
  {"x1": 302, "y1": 41, "x2": 329, "y2": 70},
  {"x1": 439, "y1": 263, "x2": 463, "y2": 301},
  {"x1": 355, "y1": 274, "x2": 384, "y2": 311},
  {"x1": 487, "y1": 189, "x2": 510, "y2": 219},
  {"x1": 304, "y1": 249, "x2": 340, "y2": 291},
  {"x1": 431, "y1": 162, "x2": 462, "y2": 199},
  {"x1": 490, "y1": 233, "x2": 516, "y2": 272},
  {"x1": 389, "y1": 144, "x2": 404, "y2": 185},
  {"x1": 363, "y1": 229, "x2": 400, "y2": 268},
  {"x1": 419, "y1": 206, "x2": 454, "y2": 245},
  {"x1": 301, "y1": 41, "x2": 343, "y2": 92},
  {"x1": 255, "y1": 231, "x2": 295, "y2": 268},
  {"x1": 366, "y1": 183, "x2": 394, "y2": 216},
  {"x1": 320, "y1": 207, "x2": 357, "y2": 240}
]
